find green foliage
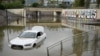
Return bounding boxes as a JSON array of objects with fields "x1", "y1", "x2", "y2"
[
  {"x1": 96, "y1": 0, "x2": 100, "y2": 8},
  {"x1": 32, "y1": 3, "x2": 40, "y2": 7},
  {"x1": 79, "y1": 0, "x2": 84, "y2": 7},
  {"x1": 74, "y1": 0, "x2": 80, "y2": 7},
  {"x1": 74, "y1": 0, "x2": 85, "y2": 7},
  {"x1": 0, "y1": 0, "x2": 2, "y2": 3},
  {"x1": 0, "y1": 0, "x2": 24, "y2": 9},
  {"x1": 18, "y1": 0, "x2": 25, "y2": 4},
  {"x1": 59, "y1": 4, "x2": 67, "y2": 8},
  {"x1": 2, "y1": 2, "x2": 23, "y2": 9},
  {"x1": 0, "y1": 4, "x2": 4, "y2": 9},
  {"x1": 50, "y1": 0, "x2": 57, "y2": 4},
  {"x1": 84, "y1": 0, "x2": 90, "y2": 8}
]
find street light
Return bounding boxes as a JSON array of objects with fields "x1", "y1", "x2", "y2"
[{"x1": 5, "y1": 9, "x2": 10, "y2": 43}]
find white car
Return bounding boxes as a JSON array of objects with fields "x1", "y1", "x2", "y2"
[{"x1": 9, "y1": 26, "x2": 46, "y2": 49}]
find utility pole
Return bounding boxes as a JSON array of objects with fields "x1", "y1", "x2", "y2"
[{"x1": 5, "y1": 9, "x2": 10, "y2": 43}]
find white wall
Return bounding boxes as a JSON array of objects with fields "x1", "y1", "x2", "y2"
[
  {"x1": 7, "y1": 9, "x2": 26, "y2": 26},
  {"x1": 7, "y1": 9, "x2": 24, "y2": 16},
  {"x1": 62, "y1": 9, "x2": 98, "y2": 19}
]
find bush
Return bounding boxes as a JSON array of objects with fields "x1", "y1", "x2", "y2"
[
  {"x1": 32, "y1": 3, "x2": 40, "y2": 7},
  {"x1": 1, "y1": 0, "x2": 24, "y2": 9},
  {"x1": 0, "y1": 4, "x2": 5, "y2": 10},
  {"x1": 59, "y1": 4, "x2": 67, "y2": 8}
]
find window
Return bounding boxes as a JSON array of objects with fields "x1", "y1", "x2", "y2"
[
  {"x1": 37, "y1": 32, "x2": 43, "y2": 37},
  {"x1": 19, "y1": 32, "x2": 36, "y2": 38}
]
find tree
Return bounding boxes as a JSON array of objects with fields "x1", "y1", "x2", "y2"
[
  {"x1": 74, "y1": 0, "x2": 80, "y2": 7},
  {"x1": 32, "y1": 3, "x2": 40, "y2": 7},
  {"x1": 74, "y1": 0, "x2": 85, "y2": 7},
  {"x1": 0, "y1": 0, "x2": 4, "y2": 9},
  {"x1": 0, "y1": 0, "x2": 3, "y2": 3},
  {"x1": 84, "y1": 0, "x2": 90, "y2": 8},
  {"x1": 19, "y1": 0, "x2": 25, "y2": 4},
  {"x1": 96, "y1": 0, "x2": 100, "y2": 8},
  {"x1": 1, "y1": 0, "x2": 24, "y2": 9},
  {"x1": 59, "y1": 3, "x2": 67, "y2": 8},
  {"x1": 0, "y1": 4, "x2": 4, "y2": 10},
  {"x1": 79, "y1": 0, "x2": 84, "y2": 7},
  {"x1": 59, "y1": 2, "x2": 71, "y2": 8}
]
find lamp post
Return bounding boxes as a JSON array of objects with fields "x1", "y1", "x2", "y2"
[{"x1": 5, "y1": 9, "x2": 10, "y2": 43}]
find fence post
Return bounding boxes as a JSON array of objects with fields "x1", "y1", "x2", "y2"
[
  {"x1": 47, "y1": 47, "x2": 49, "y2": 56},
  {"x1": 60, "y1": 41, "x2": 63, "y2": 56}
]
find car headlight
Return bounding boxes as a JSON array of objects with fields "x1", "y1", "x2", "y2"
[{"x1": 24, "y1": 44, "x2": 31, "y2": 46}]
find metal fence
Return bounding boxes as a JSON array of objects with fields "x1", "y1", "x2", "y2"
[{"x1": 47, "y1": 29, "x2": 100, "y2": 56}]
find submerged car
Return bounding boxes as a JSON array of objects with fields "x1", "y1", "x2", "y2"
[{"x1": 9, "y1": 26, "x2": 46, "y2": 49}]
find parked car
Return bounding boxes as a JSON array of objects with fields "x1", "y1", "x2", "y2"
[{"x1": 9, "y1": 26, "x2": 46, "y2": 49}]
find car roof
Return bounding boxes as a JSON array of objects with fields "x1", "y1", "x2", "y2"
[
  {"x1": 31, "y1": 26, "x2": 44, "y2": 32},
  {"x1": 22, "y1": 26, "x2": 44, "y2": 33}
]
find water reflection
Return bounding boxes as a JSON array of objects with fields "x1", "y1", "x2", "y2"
[
  {"x1": 73, "y1": 29, "x2": 83, "y2": 56},
  {"x1": 0, "y1": 15, "x2": 100, "y2": 56},
  {"x1": 1, "y1": 23, "x2": 74, "y2": 56},
  {"x1": 72, "y1": 29, "x2": 100, "y2": 56},
  {"x1": 91, "y1": 29, "x2": 100, "y2": 56},
  {"x1": 62, "y1": 17, "x2": 100, "y2": 31},
  {"x1": 45, "y1": 25, "x2": 66, "y2": 31},
  {"x1": 27, "y1": 16, "x2": 61, "y2": 23},
  {"x1": 0, "y1": 27, "x2": 4, "y2": 51},
  {"x1": 6, "y1": 26, "x2": 25, "y2": 33}
]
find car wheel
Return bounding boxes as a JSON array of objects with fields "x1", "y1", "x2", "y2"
[{"x1": 33, "y1": 43, "x2": 36, "y2": 47}]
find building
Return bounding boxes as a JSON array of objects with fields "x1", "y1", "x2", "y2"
[
  {"x1": 44, "y1": 0, "x2": 73, "y2": 7},
  {"x1": 90, "y1": 0, "x2": 100, "y2": 9},
  {"x1": 90, "y1": 3, "x2": 97, "y2": 9},
  {"x1": 38, "y1": 0, "x2": 44, "y2": 5}
]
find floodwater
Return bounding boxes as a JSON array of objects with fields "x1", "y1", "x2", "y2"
[
  {"x1": 0, "y1": 24, "x2": 74, "y2": 56},
  {"x1": 0, "y1": 16, "x2": 100, "y2": 56}
]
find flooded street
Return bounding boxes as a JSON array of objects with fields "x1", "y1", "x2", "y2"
[
  {"x1": 0, "y1": 16, "x2": 100, "y2": 56},
  {"x1": 0, "y1": 24, "x2": 74, "y2": 56}
]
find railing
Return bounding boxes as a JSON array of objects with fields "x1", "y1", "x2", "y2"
[{"x1": 47, "y1": 29, "x2": 100, "y2": 56}]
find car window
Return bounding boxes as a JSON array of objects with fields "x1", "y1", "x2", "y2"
[
  {"x1": 37, "y1": 32, "x2": 43, "y2": 37},
  {"x1": 19, "y1": 32, "x2": 36, "y2": 38}
]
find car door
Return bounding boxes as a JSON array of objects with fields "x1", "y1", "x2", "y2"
[{"x1": 36, "y1": 32, "x2": 44, "y2": 45}]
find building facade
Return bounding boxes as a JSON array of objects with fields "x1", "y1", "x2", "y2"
[{"x1": 43, "y1": 0, "x2": 73, "y2": 7}]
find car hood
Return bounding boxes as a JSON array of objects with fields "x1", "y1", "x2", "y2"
[{"x1": 10, "y1": 37, "x2": 37, "y2": 45}]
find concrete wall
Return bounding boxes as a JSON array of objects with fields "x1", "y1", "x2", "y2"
[
  {"x1": 7, "y1": 8, "x2": 100, "y2": 20},
  {"x1": 6, "y1": 8, "x2": 100, "y2": 26},
  {"x1": 96, "y1": 9, "x2": 100, "y2": 19},
  {"x1": 62, "y1": 9, "x2": 100, "y2": 19},
  {"x1": 7, "y1": 9, "x2": 26, "y2": 26},
  {"x1": 7, "y1": 9, "x2": 24, "y2": 16}
]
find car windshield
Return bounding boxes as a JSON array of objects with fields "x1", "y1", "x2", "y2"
[{"x1": 18, "y1": 32, "x2": 36, "y2": 38}]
